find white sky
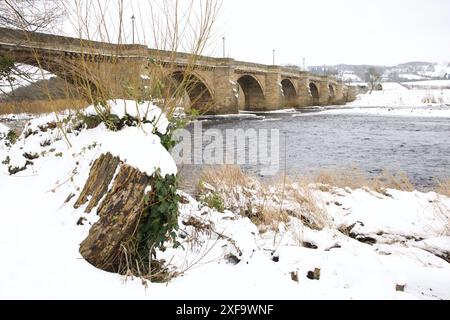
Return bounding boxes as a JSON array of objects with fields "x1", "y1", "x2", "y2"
[
  {"x1": 216, "y1": 0, "x2": 450, "y2": 66},
  {"x1": 61, "y1": 0, "x2": 450, "y2": 67}
]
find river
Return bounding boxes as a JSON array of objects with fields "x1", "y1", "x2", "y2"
[{"x1": 178, "y1": 107, "x2": 450, "y2": 193}]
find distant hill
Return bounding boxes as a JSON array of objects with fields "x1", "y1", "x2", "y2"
[
  {"x1": 0, "y1": 77, "x2": 80, "y2": 102},
  {"x1": 308, "y1": 61, "x2": 450, "y2": 82}
]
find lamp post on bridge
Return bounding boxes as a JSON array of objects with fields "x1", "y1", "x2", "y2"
[
  {"x1": 273, "y1": 49, "x2": 275, "y2": 66},
  {"x1": 131, "y1": 15, "x2": 135, "y2": 44},
  {"x1": 222, "y1": 37, "x2": 226, "y2": 58}
]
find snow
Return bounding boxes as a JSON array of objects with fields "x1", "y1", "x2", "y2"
[
  {"x1": 80, "y1": 124, "x2": 177, "y2": 176},
  {"x1": 321, "y1": 106, "x2": 450, "y2": 118},
  {"x1": 0, "y1": 100, "x2": 449, "y2": 300},
  {"x1": 419, "y1": 64, "x2": 450, "y2": 79},
  {"x1": 84, "y1": 99, "x2": 170, "y2": 135},
  {"x1": 0, "y1": 123, "x2": 9, "y2": 135},
  {"x1": 0, "y1": 123, "x2": 10, "y2": 155},
  {"x1": 4, "y1": 101, "x2": 176, "y2": 177},
  {"x1": 315, "y1": 82, "x2": 450, "y2": 118},
  {"x1": 0, "y1": 64, "x2": 55, "y2": 94},
  {"x1": 341, "y1": 72, "x2": 362, "y2": 82},
  {"x1": 326, "y1": 188, "x2": 449, "y2": 238},
  {"x1": 1, "y1": 168, "x2": 448, "y2": 299},
  {"x1": 240, "y1": 108, "x2": 297, "y2": 114},
  {"x1": 403, "y1": 80, "x2": 450, "y2": 89},
  {"x1": 398, "y1": 74, "x2": 427, "y2": 81}
]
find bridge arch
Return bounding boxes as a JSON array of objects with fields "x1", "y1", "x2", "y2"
[
  {"x1": 0, "y1": 52, "x2": 106, "y2": 101},
  {"x1": 167, "y1": 71, "x2": 214, "y2": 113},
  {"x1": 281, "y1": 79, "x2": 297, "y2": 107},
  {"x1": 309, "y1": 82, "x2": 320, "y2": 106},
  {"x1": 237, "y1": 75, "x2": 266, "y2": 111}
]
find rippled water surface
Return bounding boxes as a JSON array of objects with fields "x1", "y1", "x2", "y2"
[{"x1": 179, "y1": 109, "x2": 450, "y2": 192}]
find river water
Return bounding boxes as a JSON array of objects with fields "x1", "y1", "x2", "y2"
[{"x1": 178, "y1": 107, "x2": 450, "y2": 193}]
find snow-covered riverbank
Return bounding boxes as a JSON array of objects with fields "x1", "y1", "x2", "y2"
[
  {"x1": 320, "y1": 82, "x2": 450, "y2": 118},
  {"x1": 0, "y1": 101, "x2": 449, "y2": 300}
]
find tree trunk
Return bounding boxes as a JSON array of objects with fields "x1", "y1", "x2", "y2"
[
  {"x1": 78, "y1": 153, "x2": 153, "y2": 273},
  {"x1": 74, "y1": 152, "x2": 120, "y2": 213}
]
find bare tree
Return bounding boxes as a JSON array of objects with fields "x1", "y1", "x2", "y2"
[
  {"x1": 365, "y1": 67, "x2": 382, "y2": 94},
  {"x1": 62, "y1": 0, "x2": 223, "y2": 116},
  {"x1": 0, "y1": 1, "x2": 67, "y2": 98},
  {"x1": 0, "y1": 0, "x2": 65, "y2": 32}
]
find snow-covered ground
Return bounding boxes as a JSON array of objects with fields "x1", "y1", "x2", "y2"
[
  {"x1": 341, "y1": 72, "x2": 362, "y2": 83},
  {"x1": 0, "y1": 64, "x2": 55, "y2": 95},
  {"x1": 324, "y1": 82, "x2": 450, "y2": 118},
  {"x1": 403, "y1": 80, "x2": 450, "y2": 89},
  {"x1": 0, "y1": 100, "x2": 449, "y2": 300},
  {"x1": 398, "y1": 74, "x2": 428, "y2": 81}
]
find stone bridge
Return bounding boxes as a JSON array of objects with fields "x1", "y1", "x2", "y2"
[{"x1": 0, "y1": 27, "x2": 357, "y2": 114}]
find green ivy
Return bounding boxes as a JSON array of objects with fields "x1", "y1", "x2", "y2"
[
  {"x1": 136, "y1": 171, "x2": 181, "y2": 259},
  {"x1": 2, "y1": 156, "x2": 10, "y2": 165},
  {"x1": 6, "y1": 130, "x2": 18, "y2": 145}
]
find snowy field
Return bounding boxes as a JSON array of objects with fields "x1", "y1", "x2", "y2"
[
  {"x1": 403, "y1": 80, "x2": 450, "y2": 89},
  {"x1": 0, "y1": 100, "x2": 449, "y2": 300},
  {"x1": 321, "y1": 82, "x2": 450, "y2": 118}
]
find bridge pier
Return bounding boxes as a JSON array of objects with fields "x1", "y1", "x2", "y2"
[
  {"x1": 213, "y1": 62, "x2": 239, "y2": 114},
  {"x1": 317, "y1": 81, "x2": 330, "y2": 106},
  {"x1": 297, "y1": 78, "x2": 311, "y2": 107},
  {"x1": 333, "y1": 83, "x2": 345, "y2": 105},
  {"x1": 264, "y1": 69, "x2": 283, "y2": 111}
]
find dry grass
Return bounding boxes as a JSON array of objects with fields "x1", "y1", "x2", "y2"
[
  {"x1": 0, "y1": 99, "x2": 88, "y2": 115},
  {"x1": 198, "y1": 166, "x2": 333, "y2": 232},
  {"x1": 198, "y1": 165, "x2": 255, "y2": 192},
  {"x1": 308, "y1": 167, "x2": 415, "y2": 194},
  {"x1": 289, "y1": 181, "x2": 332, "y2": 230},
  {"x1": 198, "y1": 165, "x2": 257, "y2": 217},
  {"x1": 197, "y1": 165, "x2": 428, "y2": 233},
  {"x1": 312, "y1": 166, "x2": 370, "y2": 191},
  {"x1": 436, "y1": 179, "x2": 450, "y2": 197}
]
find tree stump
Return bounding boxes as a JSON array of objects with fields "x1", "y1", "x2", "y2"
[
  {"x1": 78, "y1": 153, "x2": 153, "y2": 273},
  {"x1": 74, "y1": 152, "x2": 120, "y2": 213}
]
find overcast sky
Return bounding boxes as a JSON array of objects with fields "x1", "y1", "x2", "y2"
[
  {"x1": 62, "y1": 0, "x2": 450, "y2": 67},
  {"x1": 216, "y1": 0, "x2": 450, "y2": 66}
]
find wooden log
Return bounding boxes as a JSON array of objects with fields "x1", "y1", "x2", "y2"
[
  {"x1": 79, "y1": 162, "x2": 152, "y2": 273},
  {"x1": 73, "y1": 152, "x2": 120, "y2": 213}
]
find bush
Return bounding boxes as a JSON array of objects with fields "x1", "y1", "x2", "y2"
[
  {"x1": 6, "y1": 130, "x2": 18, "y2": 145},
  {"x1": 201, "y1": 192, "x2": 225, "y2": 212},
  {"x1": 422, "y1": 94, "x2": 437, "y2": 104}
]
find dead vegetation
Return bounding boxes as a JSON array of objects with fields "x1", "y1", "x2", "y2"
[
  {"x1": 309, "y1": 166, "x2": 415, "y2": 195},
  {"x1": 0, "y1": 99, "x2": 88, "y2": 115},
  {"x1": 436, "y1": 179, "x2": 450, "y2": 198},
  {"x1": 197, "y1": 165, "x2": 447, "y2": 234},
  {"x1": 197, "y1": 166, "x2": 333, "y2": 232}
]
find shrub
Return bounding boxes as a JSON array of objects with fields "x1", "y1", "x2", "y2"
[
  {"x1": 422, "y1": 94, "x2": 437, "y2": 104},
  {"x1": 6, "y1": 130, "x2": 18, "y2": 145},
  {"x1": 201, "y1": 192, "x2": 225, "y2": 212}
]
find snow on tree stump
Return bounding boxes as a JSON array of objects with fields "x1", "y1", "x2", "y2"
[{"x1": 78, "y1": 153, "x2": 153, "y2": 273}]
